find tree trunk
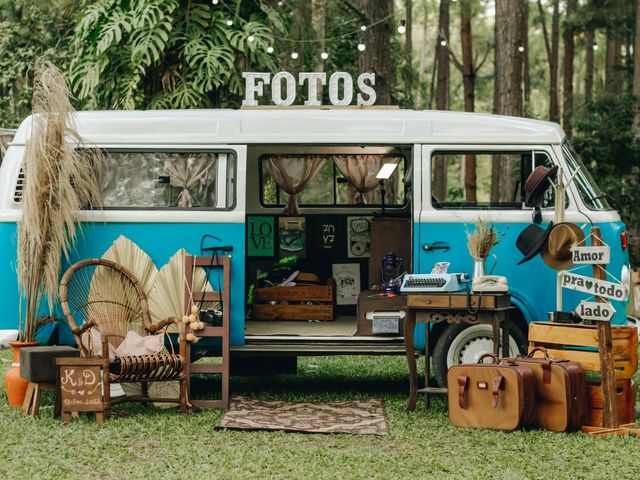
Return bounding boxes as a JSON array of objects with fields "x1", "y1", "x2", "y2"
[
  {"x1": 404, "y1": 0, "x2": 413, "y2": 105},
  {"x1": 562, "y1": 0, "x2": 576, "y2": 136},
  {"x1": 460, "y1": 0, "x2": 476, "y2": 202},
  {"x1": 523, "y1": 0, "x2": 531, "y2": 107},
  {"x1": 633, "y1": 0, "x2": 640, "y2": 134},
  {"x1": 550, "y1": 0, "x2": 560, "y2": 122},
  {"x1": 357, "y1": 0, "x2": 392, "y2": 105},
  {"x1": 312, "y1": 0, "x2": 326, "y2": 99},
  {"x1": 433, "y1": 0, "x2": 450, "y2": 201},
  {"x1": 585, "y1": 29, "x2": 595, "y2": 103},
  {"x1": 493, "y1": 0, "x2": 524, "y2": 203},
  {"x1": 416, "y1": 8, "x2": 429, "y2": 107}
]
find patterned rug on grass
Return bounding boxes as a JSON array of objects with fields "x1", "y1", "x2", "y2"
[{"x1": 216, "y1": 396, "x2": 389, "y2": 436}]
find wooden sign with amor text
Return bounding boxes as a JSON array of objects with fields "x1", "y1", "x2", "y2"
[
  {"x1": 561, "y1": 271, "x2": 628, "y2": 302},
  {"x1": 574, "y1": 300, "x2": 616, "y2": 322},
  {"x1": 570, "y1": 245, "x2": 610, "y2": 265},
  {"x1": 59, "y1": 364, "x2": 104, "y2": 413}
]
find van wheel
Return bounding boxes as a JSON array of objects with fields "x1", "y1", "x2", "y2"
[{"x1": 431, "y1": 323, "x2": 527, "y2": 387}]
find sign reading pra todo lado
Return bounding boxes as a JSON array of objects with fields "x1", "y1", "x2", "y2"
[{"x1": 242, "y1": 72, "x2": 377, "y2": 107}]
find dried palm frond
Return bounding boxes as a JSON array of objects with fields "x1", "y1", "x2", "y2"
[
  {"x1": 102, "y1": 236, "x2": 158, "y2": 296},
  {"x1": 467, "y1": 218, "x2": 499, "y2": 259},
  {"x1": 17, "y1": 61, "x2": 101, "y2": 342}
]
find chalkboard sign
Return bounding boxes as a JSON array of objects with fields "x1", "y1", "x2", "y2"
[{"x1": 57, "y1": 359, "x2": 105, "y2": 414}]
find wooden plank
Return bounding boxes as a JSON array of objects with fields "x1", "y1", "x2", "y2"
[
  {"x1": 194, "y1": 292, "x2": 222, "y2": 302},
  {"x1": 449, "y1": 295, "x2": 499, "y2": 309},
  {"x1": 190, "y1": 363, "x2": 223, "y2": 374},
  {"x1": 254, "y1": 285, "x2": 333, "y2": 302},
  {"x1": 251, "y1": 304, "x2": 333, "y2": 321},
  {"x1": 528, "y1": 322, "x2": 600, "y2": 347},
  {"x1": 527, "y1": 347, "x2": 636, "y2": 378},
  {"x1": 406, "y1": 295, "x2": 451, "y2": 308}
]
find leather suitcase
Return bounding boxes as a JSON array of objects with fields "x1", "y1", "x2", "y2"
[
  {"x1": 510, "y1": 347, "x2": 587, "y2": 432},
  {"x1": 447, "y1": 353, "x2": 535, "y2": 431}
]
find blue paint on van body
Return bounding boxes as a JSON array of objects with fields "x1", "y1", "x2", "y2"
[
  {"x1": 412, "y1": 219, "x2": 629, "y2": 351},
  {"x1": 0, "y1": 222, "x2": 245, "y2": 346}
]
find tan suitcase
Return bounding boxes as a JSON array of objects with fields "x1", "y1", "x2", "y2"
[{"x1": 447, "y1": 353, "x2": 535, "y2": 431}]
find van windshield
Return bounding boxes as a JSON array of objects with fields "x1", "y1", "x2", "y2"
[{"x1": 562, "y1": 141, "x2": 611, "y2": 211}]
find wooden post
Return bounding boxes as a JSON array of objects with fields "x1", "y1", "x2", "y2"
[
  {"x1": 591, "y1": 226, "x2": 619, "y2": 429},
  {"x1": 555, "y1": 167, "x2": 565, "y2": 311}
]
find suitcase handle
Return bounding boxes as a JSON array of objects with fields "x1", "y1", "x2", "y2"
[
  {"x1": 527, "y1": 347, "x2": 550, "y2": 360},
  {"x1": 492, "y1": 376, "x2": 505, "y2": 408},
  {"x1": 457, "y1": 376, "x2": 470, "y2": 409},
  {"x1": 477, "y1": 353, "x2": 500, "y2": 364}
]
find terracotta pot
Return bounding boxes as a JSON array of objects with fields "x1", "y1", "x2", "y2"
[{"x1": 4, "y1": 340, "x2": 39, "y2": 408}]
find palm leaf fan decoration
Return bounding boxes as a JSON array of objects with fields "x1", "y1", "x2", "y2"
[
  {"x1": 17, "y1": 61, "x2": 101, "y2": 342},
  {"x1": 101, "y1": 236, "x2": 158, "y2": 296},
  {"x1": 148, "y1": 249, "x2": 218, "y2": 331}
]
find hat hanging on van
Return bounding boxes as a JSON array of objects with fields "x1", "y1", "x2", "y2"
[
  {"x1": 516, "y1": 223, "x2": 553, "y2": 265},
  {"x1": 541, "y1": 222, "x2": 586, "y2": 271},
  {"x1": 524, "y1": 165, "x2": 558, "y2": 207}
]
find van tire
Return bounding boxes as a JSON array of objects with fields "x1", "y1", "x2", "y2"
[{"x1": 431, "y1": 322, "x2": 527, "y2": 387}]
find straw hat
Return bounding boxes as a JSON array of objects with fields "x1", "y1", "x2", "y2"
[
  {"x1": 524, "y1": 165, "x2": 558, "y2": 207},
  {"x1": 516, "y1": 223, "x2": 553, "y2": 265},
  {"x1": 541, "y1": 223, "x2": 586, "y2": 270}
]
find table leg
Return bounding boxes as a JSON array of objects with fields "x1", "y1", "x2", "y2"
[
  {"x1": 423, "y1": 313, "x2": 431, "y2": 408},
  {"x1": 492, "y1": 314, "x2": 500, "y2": 356},
  {"x1": 501, "y1": 311, "x2": 510, "y2": 358},
  {"x1": 404, "y1": 310, "x2": 417, "y2": 412}
]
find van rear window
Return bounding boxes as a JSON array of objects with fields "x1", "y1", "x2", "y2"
[{"x1": 430, "y1": 150, "x2": 553, "y2": 209}]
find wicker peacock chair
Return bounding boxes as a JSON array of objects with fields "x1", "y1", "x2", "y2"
[{"x1": 59, "y1": 258, "x2": 188, "y2": 416}]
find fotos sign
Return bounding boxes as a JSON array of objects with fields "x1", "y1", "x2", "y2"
[
  {"x1": 561, "y1": 271, "x2": 628, "y2": 302},
  {"x1": 574, "y1": 301, "x2": 616, "y2": 322},
  {"x1": 570, "y1": 245, "x2": 610, "y2": 265},
  {"x1": 242, "y1": 71, "x2": 376, "y2": 107}
]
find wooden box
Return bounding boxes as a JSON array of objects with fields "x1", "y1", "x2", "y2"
[
  {"x1": 585, "y1": 379, "x2": 637, "y2": 427},
  {"x1": 528, "y1": 322, "x2": 638, "y2": 379},
  {"x1": 251, "y1": 279, "x2": 335, "y2": 321}
]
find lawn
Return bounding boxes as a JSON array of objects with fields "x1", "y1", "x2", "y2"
[{"x1": 0, "y1": 349, "x2": 639, "y2": 480}]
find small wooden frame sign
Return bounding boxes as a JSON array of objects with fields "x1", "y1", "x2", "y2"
[
  {"x1": 561, "y1": 272, "x2": 628, "y2": 302},
  {"x1": 56, "y1": 357, "x2": 107, "y2": 424},
  {"x1": 570, "y1": 245, "x2": 610, "y2": 265}
]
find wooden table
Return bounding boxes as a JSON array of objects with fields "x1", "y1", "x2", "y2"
[{"x1": 403, "y1": 292, "x2": 512, "y2": 412}]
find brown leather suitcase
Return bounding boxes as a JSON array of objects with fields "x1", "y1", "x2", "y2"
[
  {"x1": 447, "y1": 353, "x2": 535, "y2": 431},
  {"x1": 509, "y1": 347, "x2": 587, "y2": 432}
]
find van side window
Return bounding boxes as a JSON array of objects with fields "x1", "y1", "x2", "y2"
[
  {"x1": 430, "y1": 150, "x2": 552, "y2": 209},
  {"x1": 89, "y1": 150, "x2": 233, "y2": 210},
  {"x1": 260, "y1": 153, "x2": 406, "y2": 208}
]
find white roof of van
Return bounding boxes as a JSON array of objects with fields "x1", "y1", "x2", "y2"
[{"x1": 11, "y1": 109, "x2": 565, "y2": 146}]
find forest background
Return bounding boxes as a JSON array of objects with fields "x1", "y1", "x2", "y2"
[{"x1": 0, "y1": 0, "x2": 639, "y2": 261}]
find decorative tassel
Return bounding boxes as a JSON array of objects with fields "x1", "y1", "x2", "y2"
[
  {"x1": 191, "y1": 305, "x2": 199, "y2": 315},
  {"x1": 186, "y1": 333, "x2": 200, "y2": 343},
  {"x1": 182, "y1": 315, "x2": 190, "y2": 324},
  {"x1": 188, "y1": 314, "x2": 197, "y2": 323}
]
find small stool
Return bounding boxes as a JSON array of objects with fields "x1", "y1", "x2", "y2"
[{"x1": 20, "y1": 346, "x2": 79, "y2": 417}]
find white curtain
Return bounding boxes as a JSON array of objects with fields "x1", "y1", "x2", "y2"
[
  {"x1": 265, "y1": 155, "x2": 327, "y2": 214},
  {"x1": 163, "y1": 154, "x2": 217, "y2": 208},
  {"x1": 333, "y1": 154, "x2": 387, "y2": 204}
]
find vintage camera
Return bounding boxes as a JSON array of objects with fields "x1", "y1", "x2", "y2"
[{"x1": 200, "y1": 309, "x2": 223, "y2": 326}]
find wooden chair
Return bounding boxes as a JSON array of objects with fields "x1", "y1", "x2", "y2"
[{"x1": 59, "y1": 258, "x2": 189, "y2": 417}]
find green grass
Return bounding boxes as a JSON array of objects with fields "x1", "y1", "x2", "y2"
[{"x1": 0, "y1": 350, "x2": 639, "y2": 480}]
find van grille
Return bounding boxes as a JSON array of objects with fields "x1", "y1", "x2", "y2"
[{"x1": 13, "y1": 168, "x2": 25, "y2": 203}]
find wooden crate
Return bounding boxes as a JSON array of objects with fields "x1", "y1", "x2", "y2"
[
  {"x1": 528, "y1": 322, "x2": 638, "y2": 379},
  {"x1": 585, "y1": 379, "x2": 637, "y2": 428},
  {"x1": 251, "y1": 280, "x2": 334, "y2": 321}
]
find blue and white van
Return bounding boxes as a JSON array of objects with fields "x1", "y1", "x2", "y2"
[{"x1": 0, "y1": 109, "x2": 631, "y2": 384}]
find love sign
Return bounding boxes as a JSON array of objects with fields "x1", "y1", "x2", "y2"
[
  {"x1": 59, "y1": 364, "x2": 103, "y2": 412},
  {"x1": 561, "y1": 271, "x2": 628, "y2": 301},
  {"x1": 570, "y1": 245, "x2": 610, "y2": 265},
  {"x1": 574, "y1": 300, "x2": 616, "y2": 322},
  {"x1": 242, "y1": 71, "x2": 376, "y2": 107}
]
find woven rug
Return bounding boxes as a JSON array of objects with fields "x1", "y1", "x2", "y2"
[{"x1": 217, "y1": 396, "x2": 389, "y2": 435}]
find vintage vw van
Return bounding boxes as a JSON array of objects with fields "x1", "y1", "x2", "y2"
[{"x1": 0, "y1": 109, "x2": 631, "y2": 385}]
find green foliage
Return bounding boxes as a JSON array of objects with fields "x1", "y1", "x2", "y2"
[
  {"x1": 68, "y1": 0, "x2": 287, "y2": 110},
  {"x1": 573, "y1": 93, "x2": 640, "y2": 261}
]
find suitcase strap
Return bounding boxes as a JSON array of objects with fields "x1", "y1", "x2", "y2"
[
  {"x1": 492, "y1": 376, "x2": 505, "y2": 408},
  {"x1": 457, "y1": 375, "x2": 470, "y2": 408}
]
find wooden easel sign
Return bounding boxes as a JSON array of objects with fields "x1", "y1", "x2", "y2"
[
  {"x1": 574, "y1": 300, "x2": 616, "y2": 322},
  {"x1": 561, "y1": 272, "x2": 628, "y2": 302},
  {"x1": 56, "y1": 358, "x2": 106, "y2": 424}
]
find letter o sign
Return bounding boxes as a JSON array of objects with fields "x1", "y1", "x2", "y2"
[
  {"x1": 329, "y1": 72, "x2": 354, "y2": 106},
  {"x1": 271, "y1": 72, "x2": 296, "y2": 106}
]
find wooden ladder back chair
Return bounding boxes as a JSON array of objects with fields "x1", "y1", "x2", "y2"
[
  {"x1": 184, "y1": 254, "x2": 231, "y2": 409},
  {"x1": 60, "y1": 258, "x2": 189, "y2": 416}
]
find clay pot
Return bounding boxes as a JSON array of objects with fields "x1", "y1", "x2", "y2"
[{"x1": 5, "y1": 340, "x2": 39, "y2": 408}]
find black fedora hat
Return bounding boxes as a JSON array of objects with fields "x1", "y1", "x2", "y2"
[
  {"x1": 524, "y1": 165, "x2": 558, "y2": 207},
  {"x1": 516, "y1": 222, "x2": 553, "y2": 265}
]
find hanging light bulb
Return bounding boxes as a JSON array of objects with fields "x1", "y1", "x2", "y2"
[
  {"x1": 248, "y1": 33, "x2": 255, "y2": 43},
  {"x1": 517, "y1": 41, "x2": 525, "y2": 53},
  {"x1": 439, "y1": 37, "x2": 447, "y2": 47},
  {"x1": 267, "y1": 46, "x2": 274, "y2": 54},
  {"x1": 398, "y1": 20, "x2": 406, "y2": 34},
  {"x1": 277, "y1": 0, "x2": 283, "y2": 5},
  {"x1": 357, "y1": 43, "x2": 366, "y2": 52},
  {"x1": 360, "y1": 25, "x2": 367, "y2": 32},
  {"x1": 592, "y1": 42, "x2": 599, "y2": 51},
  {"x1": 212, "y1": 0, "x2": 219, "y2": 4},
  {"x1": 291, "y1": 52, "x2": 299, "y2": 59},
  {"x1": 321, "y1": 51, "x2": 329, "y2": 60},
  {"x1": 226, "y1": 17, "x2": 233, "y2": 26}
]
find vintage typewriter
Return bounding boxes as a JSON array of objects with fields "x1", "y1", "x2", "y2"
[{"x1": 400, "y1": 273, "x2": 469, "y2": 293}]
